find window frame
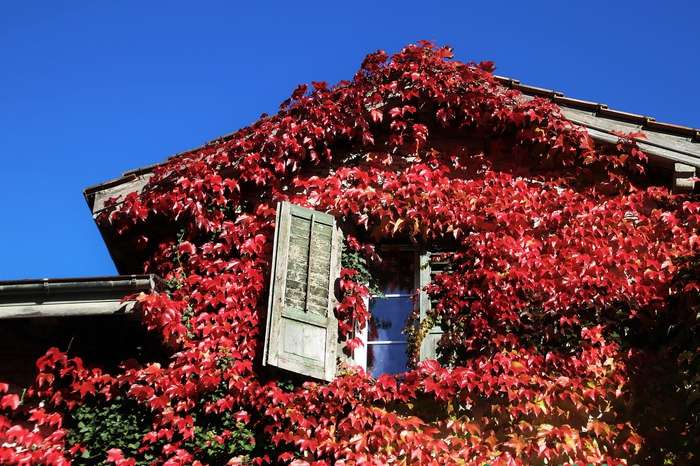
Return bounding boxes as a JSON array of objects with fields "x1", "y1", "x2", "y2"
[{"x1": 352, "y1": 247, "x2": 436, "y2": 374}]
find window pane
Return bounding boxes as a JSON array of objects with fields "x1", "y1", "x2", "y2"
[
  {"x1": 367, "y1": 343, "x2": 408, "y2": 377},
  {"x1": 368, "y1": 296, "x2": 413, "y2": 341}
]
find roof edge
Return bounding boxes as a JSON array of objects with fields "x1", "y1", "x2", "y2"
[
  {"x1": 84, "y1": 73, "x2": 700, "y2": 196},
  {"x1": 494, "y1": 75, "x2": 700, "y2": 140},
  {"x1": 0, "y1": 275, "x2": 158, "y2": 298}
]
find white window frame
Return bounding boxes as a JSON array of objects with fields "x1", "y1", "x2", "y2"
[{"x1": 352, "y1": 248, "x2": 434, "y2": 373}]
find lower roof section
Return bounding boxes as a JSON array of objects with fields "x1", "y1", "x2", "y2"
[{"x1": 0, "y1": 275, "x2": 158, "y2": 319}]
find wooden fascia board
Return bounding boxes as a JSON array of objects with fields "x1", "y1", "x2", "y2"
[
  {"x1": 0, "y1": 298, "x2": 138, "y2": 319},
  {"x1": 84, "y1": 173, "x2": 153, "y2": 215}
]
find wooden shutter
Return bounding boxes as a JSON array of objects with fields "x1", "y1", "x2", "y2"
[
  {"x1": 263, "y1": 202, "x2": 342, "y2": 381},
  {"x1": 418, "y1": 252, "x2": 450, "y2": 361}
]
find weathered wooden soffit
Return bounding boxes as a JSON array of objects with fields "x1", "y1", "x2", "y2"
[
  {"x1": 0, "y1": 275, "x2": 158, "y2": 319},
  {"x1": 83, "y1": 76, "x2": 700, "y2": 273}
]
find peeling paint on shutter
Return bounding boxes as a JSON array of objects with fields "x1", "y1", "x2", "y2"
[{"x1": 263, "y1": 202, "x2": 342, "y2": 381}]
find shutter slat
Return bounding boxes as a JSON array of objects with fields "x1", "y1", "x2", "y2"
[{"x1": 263, "y1": 202, "x2": 341, "y2": 381}]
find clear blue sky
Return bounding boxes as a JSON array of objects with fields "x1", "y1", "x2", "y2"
[{"x1": 1, "y1": 1, "x2": 698, "y2": 280}]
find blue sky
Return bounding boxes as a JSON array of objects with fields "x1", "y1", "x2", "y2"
[{"x1": 0, "y1": 1, "x2": 698, "y2": 279}]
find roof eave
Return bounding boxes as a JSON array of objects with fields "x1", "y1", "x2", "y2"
[{"x1": 0, "y1": 275, "x2": 159, "y2": 319}]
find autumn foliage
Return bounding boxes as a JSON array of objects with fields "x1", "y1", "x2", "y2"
[{"x1": 1, "y1": 42, "x2": 698, "y2": 465}]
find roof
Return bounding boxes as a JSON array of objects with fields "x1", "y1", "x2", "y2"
[
  {"x1": 495, "y1": 76, "x2": 700, "y2": 141},
  {"x1": 0, "y1": 275, "x2": 158, "y2": 319},
  {"x1": 83, "y1": 73, "x2": 700, "y2": 273},
  {"x1": 493, "y1": 75, "x2": 700, "y2": 170},
  {"x1": 84, "y1": 73, "x2": 700, "y2": 204}
]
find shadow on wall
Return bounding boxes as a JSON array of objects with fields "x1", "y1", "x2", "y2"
[{"x1": 0, "y1": 315, "x2": 169, "y2": 391}]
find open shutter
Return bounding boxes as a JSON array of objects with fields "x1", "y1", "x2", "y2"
[
  {"x1": 263, "y1": 201, "x2": 342, "y2": 381},
  {"x1": 418, "y1": 252, "x2": 450, "y2": 362}
]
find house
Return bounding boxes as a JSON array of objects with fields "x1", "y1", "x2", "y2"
[
  {"x1": 1, "y1": 42, "x2": 699, "y2": 464},
  {"x1": 1, "y1": 71, "x2": 697, "y2": 388},
  {"x1": 77, "y1": 74, "x2": 700, "y2": 383}
]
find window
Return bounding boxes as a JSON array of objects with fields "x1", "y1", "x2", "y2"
[
  {"x1": 353, "y1": 249, "x2": 444, "y2": 376},
  {"x1": 365, "y1": 250, "x2": 415, "y2": 377},
  {"x1": 263, "y1": 202, "x2": 445, "y2": 381}
]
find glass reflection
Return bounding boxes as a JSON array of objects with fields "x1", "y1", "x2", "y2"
[
  {"x1": 367, "y1": 343, "x2": 408, "y2": 377},
  {"x1": 368, "y1": 297, "x2": 413, "y2": 341}
]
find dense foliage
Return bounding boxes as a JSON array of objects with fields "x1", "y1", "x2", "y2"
[{"x1": 1, "y1": 42, "x2": 698, "y2": 465}]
